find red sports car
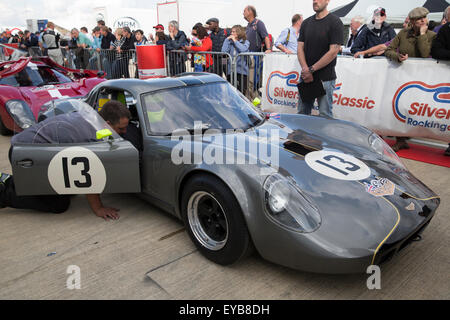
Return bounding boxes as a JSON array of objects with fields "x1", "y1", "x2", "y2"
[{"x1": 0, "y1": 56, "x2": 105, "y2": 135}]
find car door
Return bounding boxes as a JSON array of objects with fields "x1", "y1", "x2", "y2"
[{"x1": 11, "y1": 139, "x2": 141, "y2": 196}]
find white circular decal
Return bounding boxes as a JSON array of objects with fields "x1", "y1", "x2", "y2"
[
  {"x1": 305, "y1": 151, "x2": 371, "y2": 181},
  {"x1": 48, "y1": 147, "x2": 107, "y2": 194}
]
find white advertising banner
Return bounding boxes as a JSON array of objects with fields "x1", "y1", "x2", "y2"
[{"x1": 261, "y1": 55, "x2": 450, "y2": 142}]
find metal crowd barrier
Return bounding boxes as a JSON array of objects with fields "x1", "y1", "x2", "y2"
[
  {"x1": 0, "y1": 46, "x2": 5, "y2": 61},
  {"x1": 167, "y1": 50, "x2": 265, "y2": 100},
  {"x1": 28, "y1": 46, "x2": 44, "y2": 57},
  {"x1": 57, "y1": 48, "x2": 138, "y2": 79},
  {"x1": 231, "y1": 52, "x2": 265, "y2": 101},
  {"x1": 167, "y1": 50, "x2": 232, "y2": 79}
]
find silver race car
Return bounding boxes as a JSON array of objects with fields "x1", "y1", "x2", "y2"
[{"x1": 11, "y1": 74, "x2": 440, "y2": 274}]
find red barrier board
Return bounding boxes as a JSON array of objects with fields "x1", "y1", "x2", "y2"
[{"x1": 136, "y1": 45, "x2": 167, "y2": 79}]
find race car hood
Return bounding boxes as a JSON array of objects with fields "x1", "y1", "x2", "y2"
[
  {"x1": 251, "y1": 114, "x2": 440, "y2": 249},
  {"x1": 260, "y1": 114, "x2": 438, "y2": 200}
]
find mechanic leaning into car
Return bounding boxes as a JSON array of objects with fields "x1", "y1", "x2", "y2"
[{"x1": 0, "y1": 101, "x2": 132, "y2": 221}]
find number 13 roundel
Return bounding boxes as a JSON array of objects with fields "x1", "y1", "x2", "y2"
[
  {"x1": 48, "y1": 147, "x2": 107, "y2": 194},
  {"x1": 305, "y1": 150, "x2": 371, "y2": 181}
]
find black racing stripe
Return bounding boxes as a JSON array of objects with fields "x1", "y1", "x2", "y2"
[{"x1": 178, "y1": 78, "x2": 204, "y2": 86}]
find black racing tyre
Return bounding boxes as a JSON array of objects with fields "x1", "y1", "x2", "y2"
[
  {"x1": 0, "y1": 117, "x2": 12, "y2": 136},
  {"x1": 181, "y1": 174, "x2": 253, "y2": 265}
]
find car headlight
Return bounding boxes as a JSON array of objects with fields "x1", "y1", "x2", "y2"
[
  {"x1": 5, "y1": 100, "x2": 36, "y2": 129},
  {"x1": 368, "y1": 133, "x2": 406, "y2": 169},
  {"x1": 263, "y1": 174, "x2": 321, "y2": 233}
]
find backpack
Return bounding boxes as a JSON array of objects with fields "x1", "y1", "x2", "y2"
[
  {"x1": 263, "y1": 33, "x2": 273, "y2": 51},
  {"x1": 254, "y1": 19, "x2": 272, "y2": 52}
]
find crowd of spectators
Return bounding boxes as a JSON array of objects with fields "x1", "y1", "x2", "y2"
[{"x1": 1, "y1": 3, "x2": 449, "y2": 154}]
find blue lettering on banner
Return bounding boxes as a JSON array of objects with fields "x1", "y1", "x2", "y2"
[
  {"x1": 406, "y1": 118, "x2": 450, "y2": 132},
  {"x1": 273, "y1": 98, "x2": 298, "y2": 108}
]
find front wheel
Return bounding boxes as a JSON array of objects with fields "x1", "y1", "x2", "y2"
[{"x1": 181, "y1": 174, "x2": 253, "y2": 265}]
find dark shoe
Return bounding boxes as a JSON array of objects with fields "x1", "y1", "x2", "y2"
[
  {"x1": 392, "y1": 140, "x2": 410, "y2": 152},
  {"x1": 0, "y1": 173, "x2": 11, "y2": 208},
  {"x1": 0, "y1": 172, "x2": 11, "y2": 185},
  {"x1": 445, "y1": 146, "x2": 450, "y2": 157}
]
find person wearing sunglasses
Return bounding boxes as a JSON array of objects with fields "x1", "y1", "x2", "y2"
[{"x1": 351, "y1": 7, "x2": 396, "y2": 56}]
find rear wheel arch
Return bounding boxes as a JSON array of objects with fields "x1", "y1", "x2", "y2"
[{"x1": 178, "y1": 170, "x2": 235, "y2": 214}]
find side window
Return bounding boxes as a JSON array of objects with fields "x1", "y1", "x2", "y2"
[
  {"x1": 95, "y1": 89, "x2": 126, "y2": 112},
  {"x1": 0, "y1": 75, "x2": 19, "y2": 87},
  {"x1": 95, "y1": 88, "x2": 111, "y2": 111},
  {"x1": 95, "y1": 89, "x2": 136, "y2": 116}
]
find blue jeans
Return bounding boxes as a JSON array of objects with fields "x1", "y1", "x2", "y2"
[{"x1": 297, "y1": 79, "x2": 336, "y2": 118}]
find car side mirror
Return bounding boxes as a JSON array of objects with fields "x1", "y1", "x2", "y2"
[
  {"x1": 96, "y1": 129, "x2": 113, "y2": 140},
  {"x1": 97, "y1": 71, "x2": 105, "y2": 78}
]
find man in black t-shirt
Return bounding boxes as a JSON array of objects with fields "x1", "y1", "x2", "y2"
[{"x1": 297, "y1": 0, "x2": 344, "y2": 118}]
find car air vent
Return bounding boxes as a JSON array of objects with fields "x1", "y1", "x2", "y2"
[
  {"x1": 284, "y1": 140, "x2": 318, "y2": 156},
  {"x1": 419, "y1": 205, "x2": 432, "y2": 218}
]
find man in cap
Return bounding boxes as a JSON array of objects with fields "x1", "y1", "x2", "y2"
[
  {"x1": 385, "y1": 7, "x2": 436, "y2": 62},
  {"x1": 149, "y1": 24, "x2": 165, "y2": 43},
  {"x1": 154, "y1": 24, "x2": 164, "y2": 33},
  {"x1": 351, "y1": 7, "x2": 396, "y2": 55},
  {"x1": 205, "y1": 17, "x2": 231, "y2": 75},
  {"x1": 385, "y1": 7, "x2": 437, "y2": 152}
]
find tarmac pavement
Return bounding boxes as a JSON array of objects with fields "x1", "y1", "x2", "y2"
[{"x1": 0, "y1": 134, "x2": 448, "y2": 300}]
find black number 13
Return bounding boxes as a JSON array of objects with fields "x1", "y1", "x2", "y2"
[
  {"x1": 316, "y1": 155, "x2": 361, "y2": 176},
  {"x1": 62, "y1": 157, "x2": 92, "y2": 188}
]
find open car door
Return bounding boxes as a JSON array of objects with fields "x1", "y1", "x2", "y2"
[{"x1": 10, "y1": 100, "x2": 141, "y2": 196}]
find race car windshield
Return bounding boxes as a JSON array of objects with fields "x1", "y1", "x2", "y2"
[
  {"x1": 0, "y1": 65, "x2": 72, "y2": 87},
  {"x1": 142, "y1": 82, "x2": 264, "y2": 135}
]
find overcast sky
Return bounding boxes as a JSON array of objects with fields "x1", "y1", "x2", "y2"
[
  {"x1": 1, "y1": 0, "x2": 351, "y2": 32},
  {"x1": 0, "y1": 0, "x2": 170, "y2": 29}
]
